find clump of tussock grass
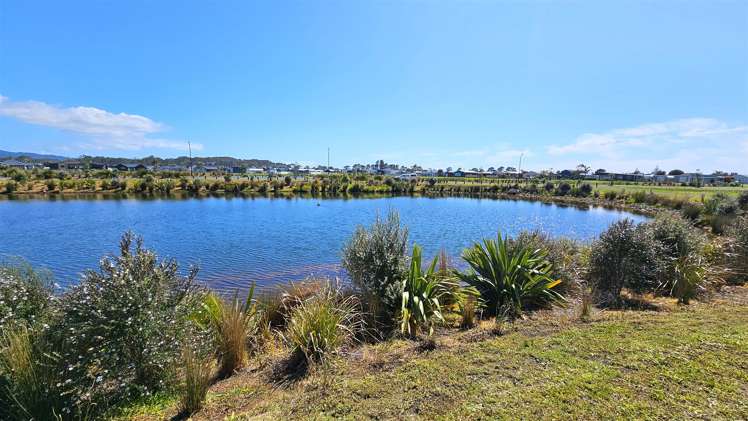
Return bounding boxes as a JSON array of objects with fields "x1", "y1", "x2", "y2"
[
  {"x1": 282, "y1": 281, "x2": 365, "y2": 368},
  {"x1": 200, "y1": 285, "x2": 259, "y2": 379},
  {"x1": 460, "y1": 295, "x2": 478, "y2": 329},
  {"x1": 178, "y1": 345, "x2": 212, "y2": 416},
  {"x1": 0, "y1": 325, "x2": 65, "y2": 421}
]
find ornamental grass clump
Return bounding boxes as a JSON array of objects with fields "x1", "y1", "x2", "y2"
[
  {"x1": 0, "y1": 325, "x2": 66, "y2": 421},
  {"x1": 283, "y1": 282, "x2": 364, "y2": 366},
  {"x1": 726, "y1": 216, "x2": 748, "y2": 284},
  {"x1": 647, "y1": 212, "x2": 709, "y2": 300},
  {"x1": 51, "y1": 232, "x2": 204, "y2": 414},
  {"x1": 199, "y1": 285, "x2": 259, "y2": 378},
  {"x1": 457, "y1": 233, "x2": 564, "y2": 318},
  {"x1": 459, "y1": 295, "x2": 478, "y2": 329},
  {"x1": 179, "y1": 345, "x2": 213, "y2": 416}
]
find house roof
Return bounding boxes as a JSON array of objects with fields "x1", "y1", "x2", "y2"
[{"x1": 1, "y1": 159, "x2": 28, "y2": 166}]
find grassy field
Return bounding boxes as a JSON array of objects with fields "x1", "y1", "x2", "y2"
[
  {"x1": 589, "y1": 182, "x2": 747, "y2": 201},
  {"x1": 116, "y1": 288, "x2": 748, "y2": 421}
]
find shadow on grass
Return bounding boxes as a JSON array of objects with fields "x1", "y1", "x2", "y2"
[
  {"x1": 599, "y1": 295, "x2": 662, "y2": 311},
  {"x1": 267, "y1": 351, "x2": 310, "y2": 387}
]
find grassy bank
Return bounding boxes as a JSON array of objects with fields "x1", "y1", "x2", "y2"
[
  {"x1": 2, "y1": 207, "x2": 746, "y2": 420},
  {"x1": 117, "y1": 287, "x2": 748, "y2": 420}
]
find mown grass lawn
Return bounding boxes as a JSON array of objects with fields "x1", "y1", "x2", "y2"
[
  {"x1": 117, "y1": 289, "x2": 748, "y2": 420},
  {"x1": 591, "y1": 183, "x2": 747, "y2": 201}
]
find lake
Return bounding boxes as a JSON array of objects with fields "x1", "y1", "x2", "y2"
[{"x1": 0, "y1": 196, "x2": 648, "y2": 292}]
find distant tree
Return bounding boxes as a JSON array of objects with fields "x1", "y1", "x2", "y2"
[
  {"x1": 668, "y1": 169, "x2": 684, "y2": 175},
  {"x1": 655, "y1": 170, "x2": 666, "y2": 176},
  {"x1": 594, "y1": 168, "x2": 607, "y2": 175},
  {"x1": 576, "y1": 164, "x2": 591, "y2": 175}
]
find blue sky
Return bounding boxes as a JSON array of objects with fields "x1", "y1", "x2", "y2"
[{"x1": 1, "y1": 0, "x2": 746, "y2": 173}]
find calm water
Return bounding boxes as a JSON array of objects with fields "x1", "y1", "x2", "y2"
[{"x1": 0, "y1": 196, "x2": 648, "y2": 292}]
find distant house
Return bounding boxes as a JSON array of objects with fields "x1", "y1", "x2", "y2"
[
  {"x1": 158, "y1": 165, "x2": 186, "y2": 172},
  {"x1": 90, "y1": 162, "x2": 108, "y2": 170},
  {"x1": 735, "y1": 174, "x2": 748, "y2": 184},
  {"x1": 609, "y1": 173, "x2": 646, "y2": 182},
  {"x1": 64, "y1": 161, "x2": 86, "y2": 170},
  {"x1": 44, "y1": 162, "x2": 61, "y2": 170},
  {"x1": 231, "y1": 166, "x2": 245, "y2": 174},
  {"x1": 247, "y1": 167, "x2": 264, "y2": 174},
  {"x1": 397, "y1": 173, "x2": 418, "y2": 180},
  {"x1": 0, "y1": 159, "x2": 35, "y2": 170},
  {"x1": 114, "y1": 163, "x2": 146, "y2": 172}
]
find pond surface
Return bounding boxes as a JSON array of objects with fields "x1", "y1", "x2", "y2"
[{"x1": 0, "y1": 196, "x2": 648, "y2": 292}]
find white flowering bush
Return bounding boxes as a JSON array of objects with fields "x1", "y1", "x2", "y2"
[
  {"x1": 50, "y1": 232, "x2": 205, "y2": 414},
  {"x1": 0, "y1": 259, "x2": 55, "y2": 332}
]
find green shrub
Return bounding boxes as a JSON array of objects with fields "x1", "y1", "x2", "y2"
[
  {"x1": 588, "y1": 219, "x2": 663, "y2": 305},
  {"x1": 341, "y1": 211, "x2": 409, "y2": 324},
  {"x1": 578, "y1": 183, "x2": 593, "y2": 197},
  {"x1": 705, "y1": 193, "x2": 738, "y2": 216},
  {"x1": 198, "y1": 286, "x2": 259, "y2": 378},
  {"x1": 630, "y1": 190, "x2": 647, "y2": 203},
  {"x1": 681, "y1": 203, "x2": 703, "y2": 220},
  {"x1": 400, "y1": 245, "x2": 456, "y2": 337},
  {"x1": 555, "y1": 183, "x2": 571, "y2": 196},
  {"x1": 4, "y1": 180, "x2": 17, "y2": 193},
  {"x1": 283, "y1": 282, "x2": 364, "y2": 366},
  {"x1": 0, "y1": 259, "x2": 55, "y2": 331},
  {"x1": 603, "y1": 190, "x2": 618, "y2": 200},
  {"x1": 45, "y1": 179, "x2": 58, "y2": 191},
  {"x1": 51, "y1": 232, "x2": 204, "y2": 413},
  {"x1": 457, "y1": 233, "x2": 564, "y2": 317},
  {"x1": 646, "y1": 211, "x2": 707, "y2": 293},
  {"x1": 739, "y1": 191, "x2": 748, "y2": 209}
]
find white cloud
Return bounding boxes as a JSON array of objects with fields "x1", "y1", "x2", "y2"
[
  {"x1": 365, "y1": 143, "x2": 532, "y2": 170},
  {"x1": 546, "y1": 118, "x2": 748, "y2": 173},
  {"x1": 0, "y1": 94, "x2": 199, "y2": 152}
]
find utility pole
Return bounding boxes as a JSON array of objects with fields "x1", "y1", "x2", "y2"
[
  {"x1": 518, "y1": 152, "x2": 524, "y2": 180},
  {"x1": 188, "y1": 141, "x2": 193, "y2": 178},
  {"x1": 327, "y1": 147, "x2": 330, "y2": 171}
]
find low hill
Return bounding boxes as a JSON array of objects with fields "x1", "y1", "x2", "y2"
[{"x1": 0, "y1": 150, "x2": 68, "y2": 161}]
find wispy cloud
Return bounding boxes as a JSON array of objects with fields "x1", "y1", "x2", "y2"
[
  {"x1": 0, "y1": 94, "x2": 201, "y2": 152},
  {"x1": 365, "y1": 144, "x2": 531, "y2": 170},
  {"x1": 548, "y1": 118, "x2": 747, "y2": 156},
  {"x1": 546, "y1": 118, "x2": 748, "y2": 173}
]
